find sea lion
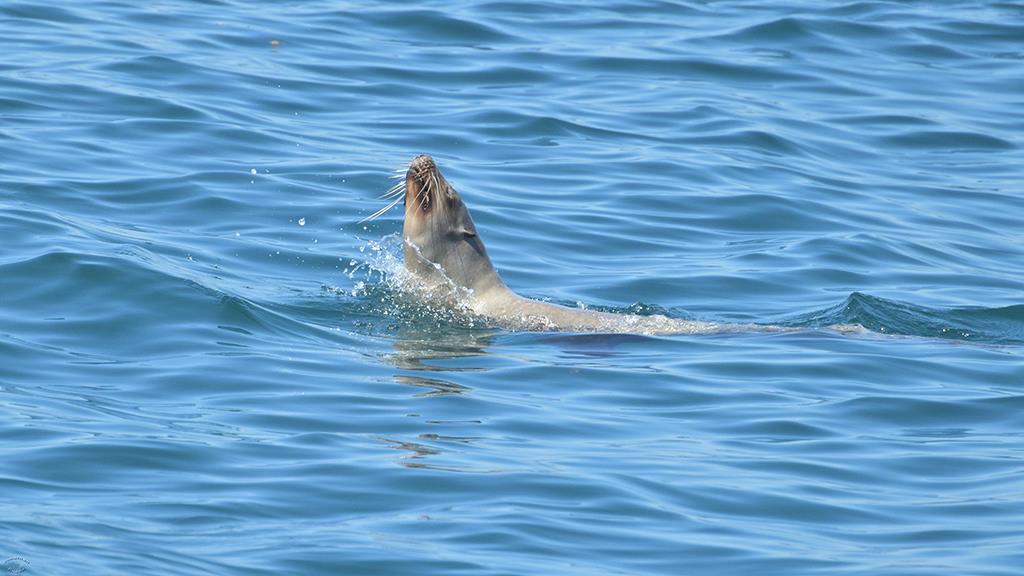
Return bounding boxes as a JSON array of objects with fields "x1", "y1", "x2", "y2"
[{"x1": 365, "y1": 154, "x2": 723, "y2": 335}]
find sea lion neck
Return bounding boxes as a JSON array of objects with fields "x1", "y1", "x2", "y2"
[{"x1": 400, "y1": 155, "x2": 507, "y2": 298}]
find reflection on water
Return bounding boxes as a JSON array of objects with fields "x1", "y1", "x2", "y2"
[
  {"x1": 377, "y1": 326, "x2": 500, "y2": 470},
  {"x1": 394, "y1": 375, "x2": 470, "y2": 398},
  {"x1": 381, "y1": 326, "x2": 498, "y2": 372},
  {"x1": 383, "y1": 437, "x2": 442, "y2": 460}
]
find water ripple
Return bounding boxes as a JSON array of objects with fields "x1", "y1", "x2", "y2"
[{"x1": 2, "y1": 1, "x2": 1024, "y2": 575}]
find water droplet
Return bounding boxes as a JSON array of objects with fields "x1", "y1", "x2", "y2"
[
  {"x1": 298, "y1": 217, "x2": 306, "y2": 226},
  {"x1": 3, "y1": 557, "x2": 31, "y2": 575}
]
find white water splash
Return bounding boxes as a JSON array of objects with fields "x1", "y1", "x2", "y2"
[
  {"x1": 334, "y1": 233, "x2": 489, "y2": 329},
  {"x1": 341, "y1": 233, "x2": 408, "y2": 297}
]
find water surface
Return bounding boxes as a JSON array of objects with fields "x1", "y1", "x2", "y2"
[{"x1": 2, "y1": 2, "x2": 1024, "y2": 575}]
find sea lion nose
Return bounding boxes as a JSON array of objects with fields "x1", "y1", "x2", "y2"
[{"x1": 409, "y1": 154, "x2": 436, "y2": 175}]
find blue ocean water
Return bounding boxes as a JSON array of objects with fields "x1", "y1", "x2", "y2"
[{"x1": 2, "y1": 1, "x2": 1024, "y2": 574}]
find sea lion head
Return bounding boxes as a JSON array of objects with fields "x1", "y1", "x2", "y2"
[{"x1": 401, "y1": 155, "x2": 504, "y2": 297}]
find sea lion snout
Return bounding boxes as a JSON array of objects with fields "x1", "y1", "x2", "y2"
[
  {"x1": 405, "y1": 155, "x2": 437, "y2": 214},
  {"x1": 405, "y1": 154, "x2": 460, "y2": 216},
  {"x1": 409, "y1": 154, "x2": 436, "y2": 177},
  {"x1": 408, "y1": 155, "x2": 439, "y2": 194}
]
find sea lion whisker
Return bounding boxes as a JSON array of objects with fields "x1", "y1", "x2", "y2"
[
  {"x1": 380, "y1": 181, "x2": 405, "y2": 199},
  {"x1": 430, "y1": 172, "x2": 441, "y2": 205},
  {"x1": 421, "y1": 172, "x2": 433, "y2": 211},
  {"x1": 359, "y1": 195, "x2": 404, "y2": 223}
]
